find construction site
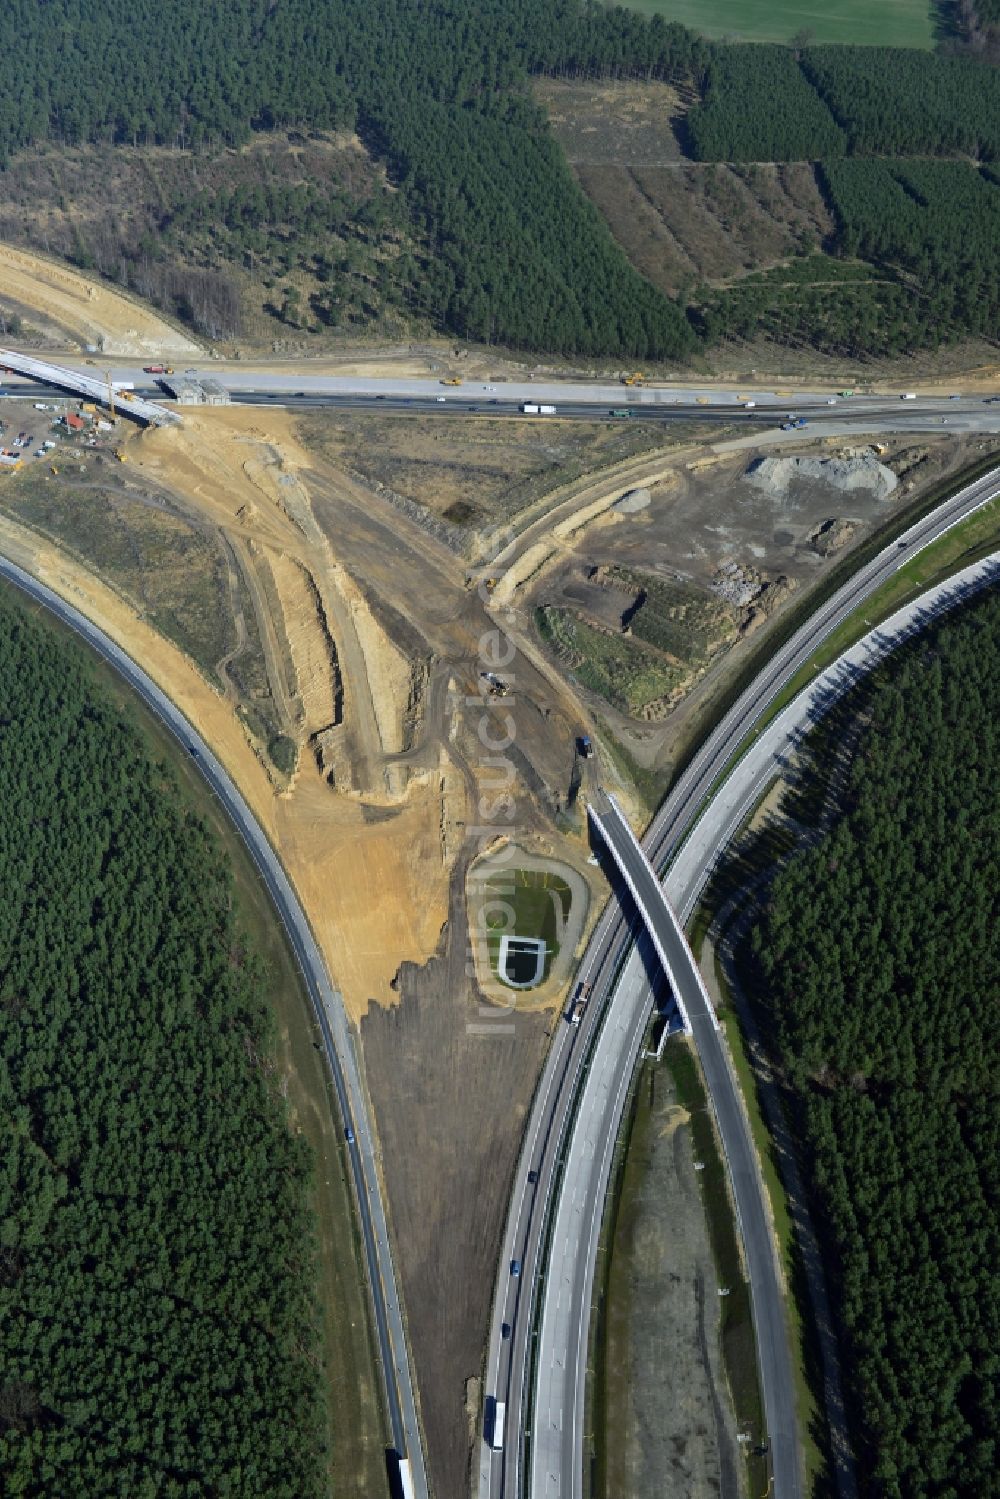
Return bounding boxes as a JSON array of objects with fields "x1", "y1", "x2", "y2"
[{"x1": 1, "y1": 242, "x2": 996, "y2": 1499}]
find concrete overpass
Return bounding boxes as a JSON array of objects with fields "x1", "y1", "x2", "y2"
[
  {"x1": 586, "y1": 791, "x2": 799, "y2": 1498},
  {"x1": 0, "y1": 349, "x2": 178, "y2": 425},
  {"x1": 482, "y1": 460, "x2": 1000, "y2": 1499}
]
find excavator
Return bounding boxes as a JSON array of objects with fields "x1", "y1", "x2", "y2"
[
  {"x1": 440, "y1": 377, "x2": 463, "y2": 386},
  {"x1": 621, "y1": 372, "x2": 645, "y2": 386}
]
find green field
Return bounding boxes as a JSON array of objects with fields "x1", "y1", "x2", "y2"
[
  {"x1": 614, "y1": 0, "x2": 935, "y2": 48},
  {"x1": 484, "y1": 867, "x2": 571, "y2": 985}
]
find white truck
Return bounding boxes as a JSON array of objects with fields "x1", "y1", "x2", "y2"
[
  {"x1": 491, "y1": 1400, "x2": 506, "y2": 1452},
  {"x1": 567, "y1": 979, "x2": 592, "y2": 1026},
  {"x1": 521, "y1": 403, "x2": 557, "y2": 415},
  {"x1": 901, "y1": 392, "x2": 917, "y2": 400},
  {"x1": 397, "y1": 1456, "x2": 416, "y2": 1499}
]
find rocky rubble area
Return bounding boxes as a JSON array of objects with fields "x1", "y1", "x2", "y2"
[{"x1": 744, "y1": 452, "x2": 899, "y2": 503}]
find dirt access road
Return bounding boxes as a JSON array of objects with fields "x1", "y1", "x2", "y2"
[
  {"x1": 0, "y1": 243, "x2": 885, "y2": 1499},
  {"x1": 21, "y1": 390, "x2": 604, "y2": 1499}
]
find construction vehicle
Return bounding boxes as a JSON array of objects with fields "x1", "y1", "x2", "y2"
[
  {"x1": 113, "y1": 448, "x2": 126, "y2": 463},
  {"x1": 440, "y1": 377, "x2": 462, "y2": 386},
  {"x1": 480, "y1": 671, "x2": 509, "y2": 697},
  {"x1": 143, "y1": 365, "x2": 174, "y2": 375},
  {"x1": 621, "y1": 372, "x2": 645, "y2": 386}
]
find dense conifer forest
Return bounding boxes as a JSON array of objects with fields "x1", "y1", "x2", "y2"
[
  {"x1": 4, "y1": 0, "x2": 1000, "y2": 355},
  {"x1": 749, "y1": 591, "x2": 1000, "y2": 1497},
  {"x1": 0, "y1": 593, "x2": 326, "y2": 1495}
]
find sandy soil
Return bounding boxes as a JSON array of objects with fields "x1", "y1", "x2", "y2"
[
  {"x1": 9, "y1": 405, "x2": 461, "y2": 1025},
  {"x1": 0, "y1": 241, "x2": 201, "y2": 356},
  {"x1": 266, "y1": 551, "x2": 340, "y2": 735}
]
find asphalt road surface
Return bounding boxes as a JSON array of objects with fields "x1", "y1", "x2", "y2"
[
  {"x1": 4, "y1": 364, "x2": 1000, "y2": 440},
  {"x1": 479, "y1": 463, "x2": 1000, "y2": 1499},
  {"x1": 0, "y1": 553, "x2": 429, "y2": 1499},
  {"x1": 587, "y1": 793, "x2": 798, "y2": 1498}
]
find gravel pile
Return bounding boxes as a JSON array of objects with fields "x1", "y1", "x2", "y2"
[
  {"x1": 614, "y1": 486, "x2": 652, "y2": 514},
  {"x1": 744, "y1": 454, "x2": 898, "y2": 502}
]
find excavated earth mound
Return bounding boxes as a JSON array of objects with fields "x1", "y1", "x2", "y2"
[{"x1": 744, "y1": 453, "x2": 899, "y2": 503}]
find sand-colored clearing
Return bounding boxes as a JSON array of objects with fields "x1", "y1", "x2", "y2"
[
  {"x1": 0, "y1": 241, "x2": 201, "y2": 356},
  {"x1": 8, "y1": 404, "x2": 460, "y2": 1022},
  {"x1": 275, "y1": 764, "x2": 453, "y2": 1018},
  {"x1": 491, "y1": 459, "x2": 683, "y2": 606},
  {"x1": 339, "y1": 570, "x2": 412, "y2": 755},
  {"x1": 267, "y1": 550, "x2": 341, "y2": 734}
]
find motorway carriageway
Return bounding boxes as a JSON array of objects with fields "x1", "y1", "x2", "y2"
[
  {"x1": 3, "y1": 369, "x2": 999, "y2": 429},
  {"x1": 479, "y1": 463, "x2": 1000, "y2": 1499},
  {"x1": 0, "y1": 553, "x2": 430, "y2": 1499}
]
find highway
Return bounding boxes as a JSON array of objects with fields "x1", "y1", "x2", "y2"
[
  {"x1": 587, "y1": 793, "x2": 798, "y2": 1497},
  {"x1": 4, "y1": 341, "x2": 999, "y2": 1499},
  {"x1": 4, "y1": 362, "x2": 1000, "y2": 439},
  {"x1": 0, "y1": 552, "x2": 429, "y2": 1499},
  {"x1": 479, "y1": 462, "x2": 1000, "y2": 1499}
]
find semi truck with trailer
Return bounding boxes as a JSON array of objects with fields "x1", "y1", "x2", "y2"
[{"x1": 491, "y1": 1401, "x2": 506, "y2": 1452}]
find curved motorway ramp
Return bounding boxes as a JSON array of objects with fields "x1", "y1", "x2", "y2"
[
  {"x1": 481, "y1": 460, "x2": 1000, "y2": 1499},
  {"x1": 0, "y1": 552, "x2": 429, "y2": 1499}
]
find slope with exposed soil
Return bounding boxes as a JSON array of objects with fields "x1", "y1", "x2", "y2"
[{"x1": 0, "y1": 241, "x2": 201, "y2": 354}]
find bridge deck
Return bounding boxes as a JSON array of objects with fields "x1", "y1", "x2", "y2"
[{"x1": 0, "y1": 350, "x2": 178, "y2": 426}]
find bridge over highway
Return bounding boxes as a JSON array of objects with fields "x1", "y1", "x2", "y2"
[
  {"x1": 586, "y1": 791, "x2": 798, "y2": 1498},
  {"x1": 481, "y1": 459, "x2": 1000, "y2": 1499},
  {"x1": 0, "y1": 349, "x2": 178, "y2": 426}
]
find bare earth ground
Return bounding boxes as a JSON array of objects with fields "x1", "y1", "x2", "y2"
[
  {"x1": 3, "y1": 350, "x2": 994, "y2": 1495},
  {"x1": 361, "y1": 855, "x2": 554, "y2": 1498},
  {"x1": 5, "y1": 253, "x2": 999, "y2": 1499},
  {"x1": 0, "y1": 241, "x2": 201, "y2": 355},
  {"x1": 524, "y1": 432, "x2": 1000, "y2": 793},
  {"x1": 0, "y1": 135, "x2": 416, "y2": 352},
  {"x1": 596, "y1": 1061, "x2": 743, "y2": 1499}
]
